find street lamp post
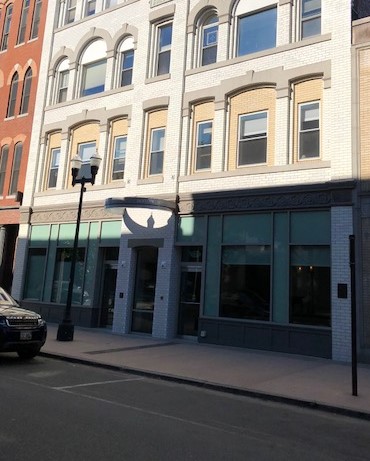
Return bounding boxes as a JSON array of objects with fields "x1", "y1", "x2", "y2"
[{"x1": 57, "y1": 152, "x2": 102, "y2": 341}]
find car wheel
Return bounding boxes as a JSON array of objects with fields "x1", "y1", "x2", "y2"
[{"x1": 17, "y1": 347, "x2": 41, "y2": 359}]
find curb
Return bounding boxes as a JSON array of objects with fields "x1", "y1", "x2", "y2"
[{"x1": 40, "y1": 351, "x2": 370, "y2": 422}]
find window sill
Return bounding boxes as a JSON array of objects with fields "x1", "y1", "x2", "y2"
[
  {"x1": 137, "y1": 175, "x2": 164, "y2": 185},
  {"x1": 145, "y1": 73, "x2": 171, "y2": 84}
]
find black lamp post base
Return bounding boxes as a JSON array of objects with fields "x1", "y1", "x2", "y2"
[{"x1": 57, "y1": 322, "x2": 74, "y2": 341}]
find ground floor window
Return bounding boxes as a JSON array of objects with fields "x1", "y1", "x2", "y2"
[
  {"x1": 23, "y1": 248, "x2": 47, "y2": 300},
  {"x1": 220, "y1": 245, "x2": 270, "y2": 321},
  {"x1": 51, "y1": 247, "x2": 88, "y2": 305},
  {"x1": 290, "y1": 245, "x2": 330, "y2": 326}
]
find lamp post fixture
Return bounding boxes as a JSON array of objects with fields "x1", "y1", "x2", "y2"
[{"x1": 57, "y1": 152, "x2": 102, "y2": 341}]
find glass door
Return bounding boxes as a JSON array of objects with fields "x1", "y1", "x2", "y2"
[
  {"x1": 99, "y1": 247, "x2": 119, "y2": 327},
  {"x1": 131, "y1": 247, "x2": 158, "y2": 334}
]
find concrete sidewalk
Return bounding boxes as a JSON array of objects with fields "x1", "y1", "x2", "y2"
[{"x1": 41, "y1": 324, "x2": 370, "y2": 419}]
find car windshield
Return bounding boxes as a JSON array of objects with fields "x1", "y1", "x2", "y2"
[{"x1": 0, "y1": 288, "x2": 18, "y2": 306}]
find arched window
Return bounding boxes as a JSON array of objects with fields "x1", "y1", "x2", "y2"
[
  {"x1": 0, "y1": 145, "x2": 9, "y2": 195},
  {"x1": 199, "y1": 12, "x2": 218, "y2": 66},
  {"x1": 7, "y1": 73, "x2": 19, "y2": 118},
  {"x1": 80, "y1": 40, "x2": 107, "y2": 97},
  {"x1": 9, "y1": 142, "x2": 23, "y2": 196},
  {"x1": 1, "y1": 4, "x2": 13, "y2": 51},
  {"x1": 20, "y1": 68, "x2": 33, "y2": 114},
  {"x1": 55, "y1": 59, "x2": 69, "y2": 103},
  {"x1": 117, "y1": 37, "x2": 134, "y2": 87}
]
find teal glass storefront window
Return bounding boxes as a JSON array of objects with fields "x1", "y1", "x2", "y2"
[{"x1": 23, "y1": 248, "x2": 47, "y2": 300}]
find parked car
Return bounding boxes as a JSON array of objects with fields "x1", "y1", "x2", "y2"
[{"x1": 0, "y1": 287, "x2": 47, "y2": 359}]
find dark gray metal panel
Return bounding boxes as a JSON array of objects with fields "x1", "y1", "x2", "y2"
[
  {"x1": 199, "y1": 318, "x2": 332, "y2": 359},
  {"x1": 128, "y1": 238, "x2": 164, "y2": 248}
]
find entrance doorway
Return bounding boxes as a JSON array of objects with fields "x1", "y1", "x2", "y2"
[
  {"x1": 178, "y1": 247, "x2": 202, "y2": 336},
  {"x1": 99, "y1": 248, "x2": 118, "y2": 327},
  {"x1": 131, "y1": 247, "x2": 158, "y2": 334}
]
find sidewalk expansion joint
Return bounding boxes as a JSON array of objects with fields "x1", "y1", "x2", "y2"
[{"x1": 85, "y1": 341, "x2": 178, "y2": 355}]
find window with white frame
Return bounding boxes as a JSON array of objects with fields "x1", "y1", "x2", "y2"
[
  {"x1": 200, "y1": 13, "x2": 218, "y2": 66},
  {"x1": 195, "y1": 121, "x2": 212, "y2": 170},
  {"x1": 56, "y1": 60, "x2": 69, "y2": 103},
  {"x1": 299, "y1": 102, "x2": 320, "y2": 159},
  {"x1": 48, "y1": 147, "x2": 60, "y2": 188},
  {"x1": 77, "y1": 142, "x2": 97, "y2": 179},
  {"x1": 20, "y1": 67, "x2": 32, "y2": 114},
  {"x1": 105, "y1": 0, "x2": 117, "y2": 8},
  {"x1": 80, "y1": 40, "x2": 107, "y2": 97},
  {"x1": 149, "y1": 128, "x2": 165, "y2": 175},
  {"x1": 238, "y1": 111, "x2": 267, "y2": 166},
  {"x1": 17, "y1": 0, "x2": 30, "y2": 45},
  {"x1": 30, "y1": 0, "x2": 42, "y2": 39},
  {"x1": 155, "y1": 21, "x2": 173, "y2": 76},
  {"x1": 301, "y1": 0, "x2": 321, "y2": 39},
  {"x1": 9, "y1": 142, "x2": 23, "y2": 195},
  {"x1": 118, "y1": 36, "x2": 135, "y2": 87},
  {"x1": 237, "y1": 7, "x2": 277, "y2": 56},
  {"x1": 85, "y1": 0, "x2": 96, "y2": 17},
  {"x1": 7, "y1": 73, "x2": 19, "y2": 118},
  {"x1": 112, "y1": 136, "x2": 126, "y2": 180},
  {"x1": 0, "y1": 146, "x2": 9, "y2": 195},
  {"x1": 65, "y1": 0, "x2": 77, "y2": 24},
  {"x1": 1, "y1": 4, "x2": 13, "y2": 51}
]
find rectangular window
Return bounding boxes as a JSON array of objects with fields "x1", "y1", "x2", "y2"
[
  {"x1": 301, "y1": 0, "x2": 321, "y2": 39},
  {"x1": 77, "y1": 142, "x2": 96, "y2": 180},
  {"x1": 220, "y1": 245, "x2": 271, "y2": 321},
  {"x1": 299, "y1": 102, "x2": 320, "y2": 159},
  {"x1": 105, "y1": 0, "x2": 117, "y2": 8},
  {"x1": 149, "y1": 128, "x2": 165, "y2": 175},
  {"x1": 0, "y1": 147, "x2": 9, "y2": 195},
  {"x1": 81, "y1": 60, "x2": 106, "y2": 97},
  {"x1": 195, "y1": 121, "x2": 212, "y2": 171},
  {"x1": 30, "y1": 0, "x2": 42, "y2": 39},
  {"x1": 48, "y1": 147, "x2": 60, "y2": 188},
  {"x1": 51, "y1": 248, "x2": 87, "y2": 305},
  {"x1": 17, "y1": 0, "x2": 30, "y2": 44},
  {"x1": 237, "y1": 7, "x2": 277, "y2": 56},
  {"x1": 156, "y1": 22, "x2": 172, "y2": 76},
  {"x1": 238, "y1": 111, "x2": 267, "y2": 166},
  {"x1": 85, "y1": 0, "x2": 96, "y2": 16},
  {"x1": 112, "y1": 136, "x2": 126, "y2": 180},
  {"x1": 57, "y1": 70, "x2": 69, "y2": 103},
  {"x1": 9, "y1": 143, "x2": 23, "y2": 195},
  {"x1": 1, "y1": 5, "x2": 13, "y2": 51},
  {"x1": 121, "y1": 50, "x2": 134, "y2": 86},
  {"x1": 290, "y1": 245, "x2": 330, "y2": 326},
  {"x1": 23, "y1": 248, "x2": 47, "y2": 300},
  {"x1": 201, "y1": 18, "x2": 218, "y2": 66},
  {"x1": 65, "y1": 0, "x2": 77, "y2": 24}
]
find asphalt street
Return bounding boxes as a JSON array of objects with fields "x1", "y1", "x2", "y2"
[{"x1": 1, "y1": 354, "x2": 370, "y2": 461}]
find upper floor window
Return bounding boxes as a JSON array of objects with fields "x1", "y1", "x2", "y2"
[
  {"x1": 237, "y1": 7, "x2": 277, "y2": 56},
  {"x1": 30, "y1": 0, "x2": 42, "y2": 39},
  {"x1": 155, "y1": 22, "x2": 172, "y2": 76},
  {"x1": 195, "y1": 121, "x2": 212, "y2": 170},
  {"x1": 48, "y1": 147, "x2": 60, "y2": 188},
  {"x1": 1, "y1": 4, "x2": 13, "y2": 51},
  {"x1": 298, "y1": 102, "x2": 320, "y2": 159},
  {"x1": 80, "y1": 40, "x2": 107, "y2": 97},
  {"x1": 56, "y1": 60, "x2": 69, "y2": 103},
  {"x1": 17, "y1": 0, "x2": 30, "y2": 45},
  {"x1": 85, "y1": 0, "x2": 96, "y2": 17},
  {"x1": 65, "y1": 0, "x2": 77, "y2": 24},
  {"x1": 112, "y1": 136, "x2": 126, "y2": 180},
  {"x1": 238, "y1": 111, "x2": 268, "y2": 166},
  {"x1": 200, "y1": 14, "x2": 218, "y2": 66},
  {"x1": 77, "y1": 142, "x2": 97, "y2": 179},
  {"x1": 20, "y1": 67, "x2": 33, "y2": 114},
  {"x1": 0, "y1": 146, "x2": 9, "y2": 195},
  {"x1": 149, "y1": 128, "x2": 165, "y2": 175},
  {"x1": 9, "y1": 142, "x2": 23, "y2": 195},
  {"x1": 118, "y1": 36, "x2": 134, "y2": 87},
  {"x1": 104, "y1": 0, "x2": 117, "y2": 8},
  {"x1": 7, "y1": 73, "x2": 19, "y2": 118},
  {"x1": 301, "y1": 0, "x2": 321, "y2": 38}
]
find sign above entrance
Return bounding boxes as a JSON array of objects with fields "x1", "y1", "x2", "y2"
[{"x1": 105, "y1": 197, "x2": 177, "y2": 214}]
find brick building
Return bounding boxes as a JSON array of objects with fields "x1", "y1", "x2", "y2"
[
  {"x1": 0, "y1": 0, "x2": 47, "y2": 291},
  {"x1": 12, "y1": 0, "x2": 357, "y2": 361}
]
